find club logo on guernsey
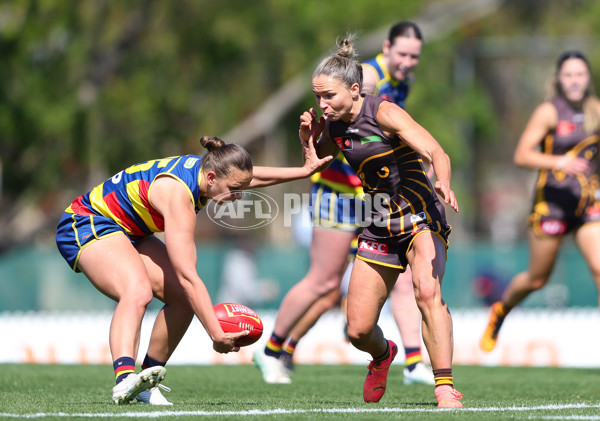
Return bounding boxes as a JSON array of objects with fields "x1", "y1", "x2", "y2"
[
  {"x1": 334, "y1": 136, "x2": 353, "y2": 150},
  {"x1": 556, "y1": 120, "x2": 577, "y2": 137},
  {"x1": 358, "y1": 240, "x2": 389, "y2": 255},
  {"x1": 184, "y1": 157, "x2": 198, "y2": 169},
  {"x1": 360, "y1": 135, "x2": 383, "y2": 144},
  {"x1": 410, "y1": 212, "x2": 426, "y2": 223}
]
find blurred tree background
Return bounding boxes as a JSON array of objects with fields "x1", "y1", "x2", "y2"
[{"x1": 1, "y1": 0, "x2": 600, "y2": 252}]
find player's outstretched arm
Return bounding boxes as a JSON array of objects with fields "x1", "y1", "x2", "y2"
[
  {"x1": 249, "y1": 116, "x2": 333, "y2": 188},
  {"x1": 376, "y1": 101, "x2": 459, "y2": 212}
]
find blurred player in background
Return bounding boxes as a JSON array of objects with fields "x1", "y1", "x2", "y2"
[
  {"x1": 56, "y1": 136, "x2": 330, "y2": 405},
  {"x1": 254, "y1": 21, "x2": 434, "y2": 387},
  {"x1": 480, "y1": 51, "x2": 600, "y2": 352}
]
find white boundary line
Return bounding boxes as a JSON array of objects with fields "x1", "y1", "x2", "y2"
[
  {"x1": 536, "y1": 417, "x2": 600, "y2": 420},
  {"x1": 1, "y1": 403, "x2": 599, "y2": 418}
]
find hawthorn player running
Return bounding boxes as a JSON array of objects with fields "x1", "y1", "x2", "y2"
[
  {"x1": 480, "y1": 51, "x2": 600, "y2": 352},
  {"x1": 298, "y1": 35, "x2": 461, "y2": 408},
  {"x1": 254, "y1": 22, "x2": 435, "y2": 387}
]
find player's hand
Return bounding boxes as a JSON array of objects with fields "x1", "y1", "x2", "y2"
[
  {"x1": 434, "y1": 181, "x2": 459, "y2": 213},
  {"x1": 300, "y1": 108, "x2": 332, "y2": 175},
  {"x1": 299, "y1": 107, "x2": 324, "y2": 146},
  {"x1": 301, "y1": 135, "x2": 332, "y2": 175},
  {"x1": 556, "y1": 155, "x2": 589, "y2": 175},
  {"x1": 212, "y1": 330, "x2": 248, "y2": 354}
]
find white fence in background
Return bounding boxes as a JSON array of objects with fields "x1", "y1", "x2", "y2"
[{"x1": 1, "y1": 308, "x2": 599, "y2": 367}]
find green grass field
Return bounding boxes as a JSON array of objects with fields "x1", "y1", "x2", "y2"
[{"x1": 1, "y1": 364, "x2": 598, "y2": 420}]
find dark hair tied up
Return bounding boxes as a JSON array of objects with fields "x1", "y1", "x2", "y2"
[{"x1": 199, "y1": 136, "x2": 252, "y2": 178}]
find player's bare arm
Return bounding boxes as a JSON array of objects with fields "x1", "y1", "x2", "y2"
[
  {"x1": 376, "y1": 102, "x2": 459, "y2": 212},
  {"x1": 249, "y1": 123, "x2": 332, "y2": 188},
  {"x1": 150, "y1": 176, "x2": 245, "y2": 353},
  {"x1": 514, "y1": 102, "x2": 589, "y2": 175}
]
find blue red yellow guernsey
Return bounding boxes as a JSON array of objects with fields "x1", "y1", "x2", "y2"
[
  {"x1": 362, "y1": 53, "x2": 410, "y2": 108},
  {"x1": 311, "y1": 154, "x2": 363, "y2": 195},
  {"x1": 65, "y1": 155, "x2": 207, "y2": 239}
]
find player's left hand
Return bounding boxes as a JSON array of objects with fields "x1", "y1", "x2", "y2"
[{"x1": 434, "y1": 181, "x2": 459, "y2": 213}]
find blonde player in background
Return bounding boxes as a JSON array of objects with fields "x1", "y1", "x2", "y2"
[{"x1": 480, "y1": 51, "x2": 600, "y2": 352}]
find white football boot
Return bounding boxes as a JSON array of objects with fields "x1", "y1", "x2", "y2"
[
  {"x1": 112, "y1": 366, "x2": 167, "y2": 405},
  {"x1": 403, "y1": 362, "x2": 435, "y2": 385},
  {"x1": 280, "y1": 354, "x2": 295, "y2": 376},
  {"x1": 253, "y1": 349, "x2": 291, "y2": 384},
  {"x1": 136, "y1": 384, "x2": 173, "y2": 405}
]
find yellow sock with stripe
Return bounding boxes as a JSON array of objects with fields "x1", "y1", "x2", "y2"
[
  {"x1": 113, "y1": 356, "x2": 136, "y2": 384},
  {"x1": 433, "y1": 368, "x2": 454, "y2": 388},
  {"x1": 404, "y1": 347, "x2": 422, "y2": 371},
  {"x1": 264, "y1": 333, "x2": 285, "y2": 358},
  {"x1": 282, "y1": 337, "x2": 297, "y2": 358}
]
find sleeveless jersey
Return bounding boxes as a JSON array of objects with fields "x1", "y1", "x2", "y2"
[
  {"x1": 362, "y1": 53, "x2": 410, "y2": 107},
  {"x1": 65, "y1": 155, "x2": 207, "y2": 239},
  {"x1": 328, "y1": 95, "x2": 446, "y2": 238},
  {"x1": 312, "y1": 55, "x2": 410, "y2": 194},
  {"x1": 531, "y1": 96, "x2": 600, "y2": 222}
]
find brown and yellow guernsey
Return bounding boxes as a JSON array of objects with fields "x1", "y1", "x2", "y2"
[
  {"x1": 530, "y1": 95, "x2": 600, "y2": 237},
  {"x1": 327, "y1": 95, "x2": 449, "y2": 269}
]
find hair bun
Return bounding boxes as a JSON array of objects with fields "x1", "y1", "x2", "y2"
[
  {"x1": 337, "y1": 35, "x2": 358, "y2": 59},
  {"x1": 199, "y1": 136, "x2": 225, "y2": 152}
]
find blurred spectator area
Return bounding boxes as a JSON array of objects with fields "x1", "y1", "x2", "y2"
[{"x1": 0, "y1": 239, "x2": 595, "y2": 312}]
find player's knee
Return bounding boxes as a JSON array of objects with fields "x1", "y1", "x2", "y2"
[
  {"x1": 413, "y1": 277, "x2": 439, "y2": 309},
  {"x1": 321, "y1": 289, "x2": 341, "y2": 309},
  {"x1": 301, "y1": 274, "x2": 341, "y2": 296},
  {"x1": 528, "y1": 277, "x2": 548, "y2": 291},
  {"x1": 346, "y1": 328, "x2": 365, "y2": 347},
  {"x1": 165, "y1": 301, "x2": 194, "y2": 326},
  {"x1": 122, "y1": 281, "x2": 154, "y2": 309},
  {"x1": 346, "y1": 321, "x2": 370, "y2": 346}
]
